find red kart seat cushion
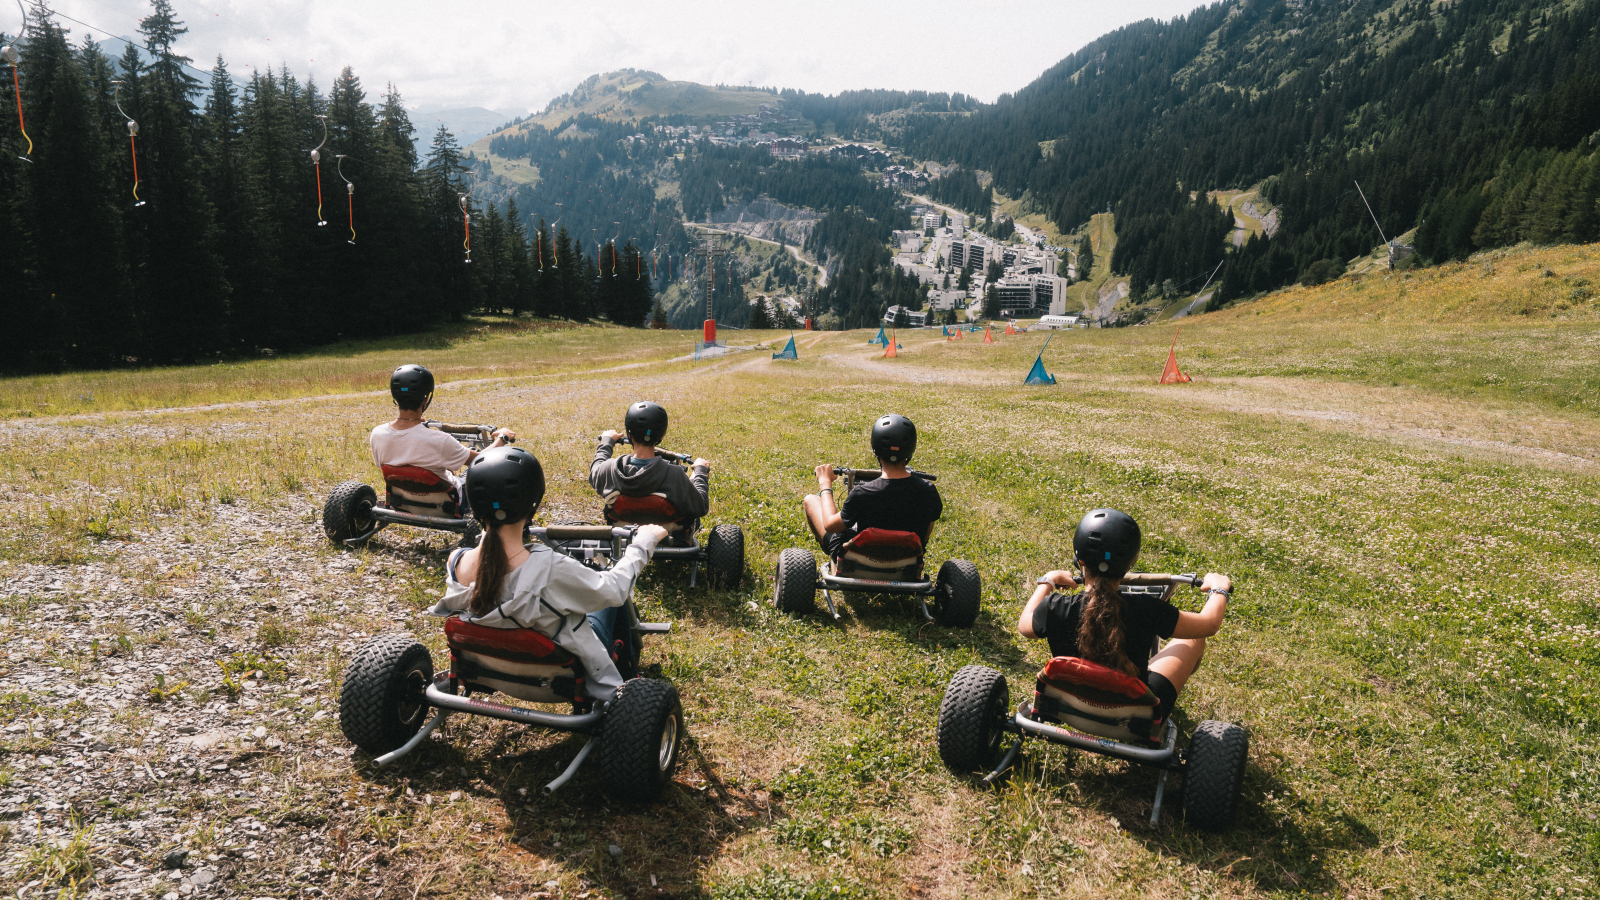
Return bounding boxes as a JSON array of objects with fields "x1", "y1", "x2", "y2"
[
  {"x1": 444, "y1": 617, "x2": 583, "y2": 703},
  {"x1": 603, "y1": 491, "x2": 686, "y2": 532},
  {"x1": 1032, "y1": 656, "x2": 1163, "y2": 745},
  {"x1": 382, "y1": 465, "x2": 462, "y2": 519},
  {"x1": 835, "y1": 528, "x2": 925, "y2": 581}
]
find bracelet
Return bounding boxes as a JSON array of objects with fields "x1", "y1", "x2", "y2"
[
  {"x1": 1035, "y1": 577, "x2": 1057, "y2": 586},
  {"x1": 819, "y1": 488, "x2": 833, "y2": 495},
  {"x1": 1208, "y1": 587, "x2": 1232, "y2": 598}
]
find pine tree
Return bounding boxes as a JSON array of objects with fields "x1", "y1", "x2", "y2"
[
  {"x1": 132, "y1": 0, "x2": 230, "y2": 361},
  {"x1": 505, "y1": 199, "x2": 531, "y2": 316},
  {"x1": 24, "y1": 10, "x2": 133, "y2": 368},
  {"x1": 746, "y1": 296, "x2": 772, "y2": 330}
]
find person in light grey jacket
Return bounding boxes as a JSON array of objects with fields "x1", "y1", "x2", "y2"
[
  {"x1": 431, "y1": 446, "x2": 668, "y2": 702},
  {"x1": 589, "y1": 401, "x2": 710, "y2": 526}
]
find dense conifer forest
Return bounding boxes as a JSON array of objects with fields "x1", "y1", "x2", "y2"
[{"x1": 901, "y1": 0, "x2": 1600, "y2": 304}]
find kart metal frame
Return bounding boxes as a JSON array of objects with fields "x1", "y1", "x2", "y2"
[
  {"x1": 945, "y1": 573, "x2": 1248, "y2": 828},
  {"x1": 816, "y1": 466, "x2": 940, "y2": 622}
]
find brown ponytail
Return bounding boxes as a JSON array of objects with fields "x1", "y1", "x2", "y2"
[
  {"x1": 1076, "y1": 574, "x2": 1136, "y2": 676},
  {"x1": 469, "y1": 525, "x2": 513, "y2": 616}
]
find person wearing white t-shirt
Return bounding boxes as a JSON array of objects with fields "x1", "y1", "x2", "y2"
[{"x1": 369, "y1": 365, "x2": 514, "y2": 512}]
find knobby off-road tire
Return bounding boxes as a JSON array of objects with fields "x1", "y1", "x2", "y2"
[
  {"x1": 339, "y1": 635, "x2": 434, "y2": 756},
  {"x1": 597, "y1": 679, "x2": 684, "y2": 803},
  {"x1": 1183, "y1": 720, "x2": 1250, "y2": 831},
  {"x1": 934, "y1": 559, "x2": 982, "y2": 628},
  {"x1": 773, "y1": 548, "x2": 818, "y2": 615},
  {"x1": 937, "y1": 665, "x2": 1011, "y2": 773},
  {"x1": 706, "y1": 524, "x2": 745, "y2": 588},
  {"x1": 323, "y1": 481, "x2": 377, "y2": 546}
]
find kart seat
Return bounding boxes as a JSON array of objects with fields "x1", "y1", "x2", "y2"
[
  {"x1": 1032, "y1": 656, "x2": 1163, "y2": 746},
  {"x1": 603, "y1": 491, "x2": 688, "y2": 534},
  {"x1": 382, "y1": 465, "x2": 463, "y2": 519},
  {"x1": 444, "y1": 617, "x2": 584, "y2": 704},
  {"x1": 834, "y1": 527, "x2": 924, "y2": 581}
]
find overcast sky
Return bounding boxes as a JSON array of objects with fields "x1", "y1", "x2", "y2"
[{"x1": 37, "y1": 0, "x2": 1217, "y2": 113}]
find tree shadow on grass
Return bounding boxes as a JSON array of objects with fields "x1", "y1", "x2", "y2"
[
  {"x1": 350, "y1": 678, "x2": 775, "y2": 898},
  {"x1": 1002, "y1": 719, "x2": 1377, "y2": 895}
]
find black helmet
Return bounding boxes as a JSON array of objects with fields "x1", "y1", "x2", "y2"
[
  {"x1": 624, "y1": 401, "x2": 668, "y2": 446},
  {"x1": 390, "y1": 364, "x2": 434, "y2": 409},
  {"x1": 1073, "y1": 508, "x2": 1141, "y2": 578},
  {"x1": 466, "y1": 447, "x2": 546, "y2": 524},
  {"x1": 870, "y1": 414, "x2": 917, "y2": 465}
]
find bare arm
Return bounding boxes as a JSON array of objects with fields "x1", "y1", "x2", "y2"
[
  {"x1": 812, "y1": 463, "x2": 846, "y2": 533},
  {"x1": 1171, "y1": 572, "x2": 1232, "y2": 639},
  {"x1": 1018, "y1": 570, "x2": 1076, "y2": 638}
]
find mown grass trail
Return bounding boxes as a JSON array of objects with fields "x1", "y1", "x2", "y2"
[{"x1": 2, "y1": 243, "x2": 1598, "y2": 899}]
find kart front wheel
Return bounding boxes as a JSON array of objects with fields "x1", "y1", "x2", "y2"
[
  {"x1": 597, "y1": 678, "x2": 684, "y2": 803},
  {"x1": 706, "y1": 524, "x2": 745, "y2": 589},
  {"x1": 934, "y1": 559, "x2": 981, "y2": 628},
  {"x1": 323, "y1": 481, "x2": 377, "y2": 546},
  {"x1": 773, "y1": 548, "x2": 817, "y2": 615},
  {"x1": 937, "y1": 665, "x2": 1010, "y2": 773},
  {"x1": 339, "y1": 635, "x2": 434, "y2": 756},
  {"x1": 1182, "y1": 720, "x2": 1249, "y2": 832}
]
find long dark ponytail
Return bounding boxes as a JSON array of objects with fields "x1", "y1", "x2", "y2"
[
  {"x1": 1077, "y1": 573, "x2": 1135, "y2": 676},
  {"x1": 469, "y1": 524, "x2": 517, "y2": 617}
]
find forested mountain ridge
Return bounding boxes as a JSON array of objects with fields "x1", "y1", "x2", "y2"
[{"x1": 900, "y1": 0, "x2": 1600, "y2": 302}]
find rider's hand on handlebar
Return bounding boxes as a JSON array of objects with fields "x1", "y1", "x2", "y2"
[
  {"x1": 1200, "y1": 572, "x2": 1232, "y2": 594},
  {"x1": 1042, "y1": 569, "x2": 1077, "y2": 590},
  {"x1": 692, "y1": 457, "x2": 711, "y2": 471},
  {"x1": 638, "y1": 524, "x2": 669, "y2": 543},
  {"x1": 814, "y1": 463, "x2": 837, "y2": 491},
  {"x1": 601, "y1": 429, "x2": 625, "y2": 442},
  {"x1": 491, "y1": 428, "x2": 516, "y2": 447}
]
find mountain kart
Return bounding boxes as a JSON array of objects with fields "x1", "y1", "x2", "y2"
[
  {"x1": 936, "y1": 572, "x2": 1249, "y2": 830},
  {"x1": 554, "y1": 447, "x2": 744, "y2": 589},
  {"x1": 338, "y1": 524, "x2": 681, "y2": 802},
  {"x1": 322, "y1": 421, "x2": 511, "y2": 548},
  {"x1": 772, "y1": 466, "x2": 980, "y2": 627}
]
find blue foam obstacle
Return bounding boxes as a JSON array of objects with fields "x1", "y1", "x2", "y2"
[{"x1": 773, "y1": 335, "x2": 798, "y2": 360}]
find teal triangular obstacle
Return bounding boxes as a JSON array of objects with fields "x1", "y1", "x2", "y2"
[
  {"x1": 773, "y1": 335, "x2": 798, "y2": 360},
  {"x1": 870, "y1": 326, "x2": 888, "y2": 346},
  {"x1": 942, "y1": 325, "x2": 952, "y2": 337},
  {"x1": 1023, "y1": 333, "x2": 1056, "y2": 385}
]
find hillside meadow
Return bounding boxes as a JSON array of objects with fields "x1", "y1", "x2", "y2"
[{"x1": 2, "y1": 242, "x2": 1598, "y2": 899}]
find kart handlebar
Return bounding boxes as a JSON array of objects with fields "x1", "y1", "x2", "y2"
[
  {"x1": 1116, "y1": 572, "x2": 1201, "y2": 587},
  {"x1": 832, "y1": 466, "x2": 937, "y2": 482},
  {"x1": 429, "y1": 421, "x2": 515, "y2": 445},
  {"x1": 529, "y1": 525, "x2": 635, "y2": 541},
  {"x1": 429, "y1": 422, "x2": 485, "y2": 435},
  {"x1": 653, "y1": 449, "x2": 694, "y2": 464}
]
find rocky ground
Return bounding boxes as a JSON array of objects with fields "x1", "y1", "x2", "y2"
[{"x1": 0, "y1": 497, "x2": 470, "y2": 899}]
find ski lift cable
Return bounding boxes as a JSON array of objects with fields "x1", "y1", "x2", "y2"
[
  {"x1": 111, "y1": 81, "x2": 144, "y2": 206},
  {"x1": 36, "y1": 4, "x2": 247, "y2": 88},
  {"x1": 4, "y1": 0, "x2": 31, "y2": 161}
]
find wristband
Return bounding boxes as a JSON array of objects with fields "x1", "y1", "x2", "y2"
[
  {"x1": 1207, "y1": 587, "x2": 1232, "y2": 598},
  {"x1": 1036, "y1": 577, "x2": 1065, "y2": 587},
  {"x1": 820, "y1": 487, "x2": 833, "y2": 494}
]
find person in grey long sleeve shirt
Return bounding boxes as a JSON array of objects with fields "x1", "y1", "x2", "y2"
[{"x1": 588, "y1": 402, "x2": 710, "y2": 525}]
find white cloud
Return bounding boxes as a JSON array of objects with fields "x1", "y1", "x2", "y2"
[{"x1": 39, "y1": 0, "x2": 1218, "y2": 112}]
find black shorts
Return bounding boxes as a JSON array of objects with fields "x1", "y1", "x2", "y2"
[
  {"x1": 819, "y1": 531, "x2": 847, "y2": 559},
  {"x1": 1146, "y1": 670, "x2": 1179, "y2": 722}
]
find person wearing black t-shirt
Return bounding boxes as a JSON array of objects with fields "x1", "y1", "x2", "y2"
[
  {"x1": 1017, "y1": 508, "x2": 1232, "y2": 722},
  {"x1": 803, "y1": 414, "x2": 943, "y2": 558}
]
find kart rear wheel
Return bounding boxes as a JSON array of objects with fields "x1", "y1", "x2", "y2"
[
  {"x1": 937, "y1": 665, "x2": 1010, "y2": 773},
  {"x1": 1182, "y1": 720, "x2": 1249, "y2": 832},
  {"x1": 706, "y1": 524, "x2": 744, "y2": 589},
  {"x1": 339, "y1": 635, "x2": 434, "y2": 756},
  {"x1": 773, "y1": 548, "x2": 817, "y2": 615},
  {"x1": 934, "y1": 559, "x2": 981, "y2": 628},
  {"x1": 597, "y1": 678, "x2": 683, "y2": 803},
  {"x1": 323, "y1": 481, "x2": 377, "y2": 546}
]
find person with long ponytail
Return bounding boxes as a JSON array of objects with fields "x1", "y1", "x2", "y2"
[
  {"x1": 431, "y1": 446, "x2": 669, "y2": 702},
  {"x1": 1017, "y1": 508, "x2": 1232, "y2": 723}
]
